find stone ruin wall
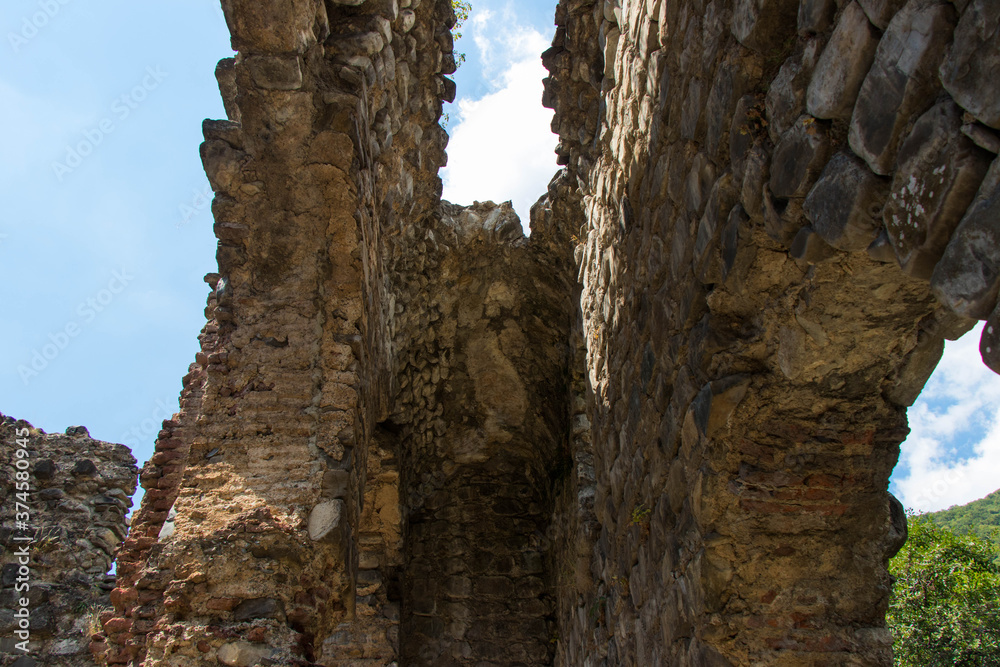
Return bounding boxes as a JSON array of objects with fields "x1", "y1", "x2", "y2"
[
  {"x1": 0, "y1": 416, "x2": 137, "y2": 667},
  {"x1": 95, "y1": 0, "x2": 581, "y2": 664},
  {"x1": 99, "y1": 0, "x2": 460, "y2": 663},
  {"x1": 543, "y1": 0, "x2": 1000, "y2": 665},
  {"x1": 6, "y1": 0, "x2": 1000, "y2": 665}
]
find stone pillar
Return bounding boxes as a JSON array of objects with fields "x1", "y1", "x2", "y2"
[{"x1": 101, "y1": 0, "x2": 456, "y2": 664}]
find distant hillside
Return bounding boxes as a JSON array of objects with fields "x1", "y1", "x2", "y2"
[{"x1": 927, "y1": 489, "x2": 1000, "y2": 544}]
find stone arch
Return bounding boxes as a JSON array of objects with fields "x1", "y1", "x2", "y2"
[{"x1": 542, "y1": 0, "x2": 999, "y2": 665}]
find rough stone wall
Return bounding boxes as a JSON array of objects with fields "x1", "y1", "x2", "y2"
[
  {"x1": 37, "y1": 0, "x2": 996, "y2": 665},
  {"x1": 96, "y1": 0, "x2": 571, "y2": 665},
  {"x1": 0, "y1": 416, "x2": 136, "y2": 667},
  {"x1": 542, "y1": 0, "x2": 998, "y2": 665},
  {"x1": 385, "y1": 200, "x2": 575, "y2": 665}
]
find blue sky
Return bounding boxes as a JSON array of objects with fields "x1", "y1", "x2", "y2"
[
  {"x1": 889, "y1": 323, "x2": 1000, "y2": 513},
  {"x1": 1, "y1": 0, "x2": 995, "y2": 514},
  {"x1": 1, "y1": 1, "x2": 230, "y2": 461}
]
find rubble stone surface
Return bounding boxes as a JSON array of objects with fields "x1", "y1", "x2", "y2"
[
  {"x1": 0, "y1": 416, "x2": 136, "y2": 667},
  {"x1": 16, "y1": 0, "x2": 1000, "y2": 665}
]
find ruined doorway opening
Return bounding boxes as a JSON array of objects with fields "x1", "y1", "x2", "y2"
[
  {"x1": 439, "y1": 0, "x2": 561, "y2": 230},
  {"x1": 891, "y1": 322, "x2": 1000, "y2": 514}
]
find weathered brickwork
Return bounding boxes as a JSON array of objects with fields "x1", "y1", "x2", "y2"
[
  {"x1": 0, "y1": 417, "x2": 136, "y2": 667},
  {"x1": 16, "y1": 0, "x2": 999, "y2": 665},
  {"x1": 542, "y1": 0, "x2": 997, "y2": 665}
]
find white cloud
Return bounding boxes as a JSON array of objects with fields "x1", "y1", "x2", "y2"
[
  {"x1": 891, "y1": 322, "x2": 1000, "y2": 512},
  {"x1": 441, "y1": 6, "x2": 559, "y2": 230}
]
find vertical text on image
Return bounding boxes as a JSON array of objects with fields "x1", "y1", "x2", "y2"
[{"x1": 9, "y1": 427, "x2": 34, "y2": 654}]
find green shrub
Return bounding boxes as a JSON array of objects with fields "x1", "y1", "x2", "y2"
[{"x1": 888, "y1": 515, "x2": 1000, "y2": 666}]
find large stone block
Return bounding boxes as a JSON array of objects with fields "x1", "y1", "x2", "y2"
[
  {"x1": 884, "y1": 101, "x2": 992, "y2": 278},
  {"x1": 220, "y1": 0, "x2": 319, "y2": 54},
  {"x1": 798, "y1": 0, "x2": 837, "y2": 34},
  {"x1": 806, "y1": 2, "x2": 880, "y2": 120},
  {"x1": 770, "y1": 115, "x2": 831, "y2": 199},
  {"x1": 201, "y1": 140, "x2": 249, "y2": 194},
  {"x1": 216, "y1": 58, "x2": 240, "y2": 123},
  {"x1": 931, "y1": 162, "x2": 1000, "y2": 318},
  {"x1": 805, "y1": 152, "x2": 888, "y2": 251},
  {"x1": 245, "y1": 55, "x2": 304, "y2": 90},
  {"x1": 766, "y1": 38, "x2": 822, "y2": 143},
  {"x1": 849, "y1": 0, "x2": 957, "y2": 175},
  {"x1": 308, "y1": 499, "x2": 346, "y2": 542},
  {"x1": 857, "y1": 0, "x2": 908, "y2": 29},
  {"x1": 980, "y1": 304, "x2": 1000, "y2": 374},
  {"x1": 940, "y1": 0, "x2": 1000, "y2": 129},
  {"x1": 731, "y1": 0, "x2": 800, "y2": 52}
]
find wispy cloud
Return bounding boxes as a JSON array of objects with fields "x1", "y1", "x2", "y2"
[
  {"x1": 442, "y1": 5, "x2": 558, "y2": 228},
  {"x1": 891, "y1": 322, "x2": 1000, "y2": 512}
]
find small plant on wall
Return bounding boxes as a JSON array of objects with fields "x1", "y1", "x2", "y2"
[{"x1": 452, "y1": 0, "x2": 471, "y2": 66}]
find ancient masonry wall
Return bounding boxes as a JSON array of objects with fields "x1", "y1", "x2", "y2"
[
  {"x1": 543, "y1": 0, "x2": 999, "y2": 665},
  {"x1": 0, "y1": 417, "x2": 137, "y2": 667},
  {"x1": 99, "y1": 0, "x2": 578, "y2": 665},
  {"x1": 37, "y1": 0, "x2": 996, "y2": 665},
  {"x1": 387, "y1": 200, "x2": 574, "y2": 664},
  {"x1": 102, "y1": 0, "x2": 459, "y2": 661}
]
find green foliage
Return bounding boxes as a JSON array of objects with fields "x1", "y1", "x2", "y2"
[
  {"x1": 452, "y1": 0, "x2": 471, "y2": 67},
  {"x1": 630, "y1": 503, "x2": 651, "y2": 525},
  {"x1": 452, "y1": 0, "x2": 471, "y2": 36},
  {"x1": 888, "y1": 515, "x2": 1000, "y2": 666},
  {"x1": 928, "y1": 488, "x2": 1000, "y2": 555}
]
